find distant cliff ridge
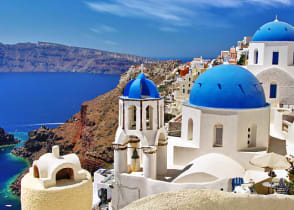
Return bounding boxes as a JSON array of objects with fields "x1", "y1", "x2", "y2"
[{"x1": 0, "y1": 42, "x2": 159, "y2": 74}]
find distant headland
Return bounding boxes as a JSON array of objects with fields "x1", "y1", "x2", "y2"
[
  {"x1": 0, "y1": 128, "x2": 20, "y2": 147},
  {"x1": 0, "y1": 42, "x2": 158, "y2": 74}
]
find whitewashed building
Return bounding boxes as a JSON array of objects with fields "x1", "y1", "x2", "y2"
[
  {"x1": 112, "y1": 65, "x2": 274, "y2": 209},
  {"x1": 247, "y1": 17, "x2": 294, "y2": 107}
]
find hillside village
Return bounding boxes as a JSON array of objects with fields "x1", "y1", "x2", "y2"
[{"x1": 17, "y1": 17, "x2": 294, "y2": 210}]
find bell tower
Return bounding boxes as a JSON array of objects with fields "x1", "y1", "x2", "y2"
[{"x1": 113, "y1": 72, "x2": 167, "y2": 179}]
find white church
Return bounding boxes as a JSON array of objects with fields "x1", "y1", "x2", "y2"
[{"x1": 110, "y1": 17, "x2": 294, "y2": 209}]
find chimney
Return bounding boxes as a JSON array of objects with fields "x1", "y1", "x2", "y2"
[{"x1": 52, "y1": 145, "x2": 60, "y2": 158}]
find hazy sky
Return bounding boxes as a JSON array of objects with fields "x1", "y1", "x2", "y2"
[{"x1": 0, "y1": 0, "x2": 294, "y2": 58}]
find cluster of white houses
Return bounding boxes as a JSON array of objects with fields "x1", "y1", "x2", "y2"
[{"x1": 19, "y1": 17, "x2": 294, "y2": 210}]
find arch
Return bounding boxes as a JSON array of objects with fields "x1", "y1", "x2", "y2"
[
  {"x1": 254, "y1": 49, "x2": 258, "y2": 64},
  {"x1": 33, "y1": 165, "x2": 40, "y2": 178},
  {"x1": 154, "y1": 128, "x2": 167, "y2": 146},
  {"x1": 256, "y1": 67, "x2": 294, "y2": 104},
  {"x1": 56, "y1": 168, "x2": 74, "y2": 181},
  {"x1": 128, "y1": 105, "x2": 137, "y2": 130},
  {"x1": 213, "y1": 124, "x2": 223, "y2": 147},
  {"x1": 127, "y1": 135, "x2": 141, "y2": 173},
  {"x1": 146, "y1": 105, "x2": 153, "y2": 130},
  {"x1": 187, "y1": 118, "x2": 193, "y2": 141},
  {"x1": 270, "y1": 82, "x2": 277, "y2": 98},
  {"x1": 115, "y1": 128, "x2": 148, "y2": 146},
  {"x1": 248, "y1": 124, "x2": 257, "y2": 148}
]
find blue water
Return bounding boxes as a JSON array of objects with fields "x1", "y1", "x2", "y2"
[
  {"x1": 0, "y1": 133, "x2": 28, "y2": 210},
  {"x1": 0, "y1": 72, "x2": 120, "y2": 210},
  {"x1": 0, "y1": 72, "x2": 120, "y2": 132}
]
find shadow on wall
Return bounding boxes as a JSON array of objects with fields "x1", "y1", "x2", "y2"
[{"x1": 268, "y1": 137, "x2": 287, "y2": 155}]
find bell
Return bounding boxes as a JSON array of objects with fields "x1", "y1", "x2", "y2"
[{"x1": 131, "y1": 148, "x2": 139, "y2": 159}]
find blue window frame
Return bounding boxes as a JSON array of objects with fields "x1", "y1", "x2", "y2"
[
  {"x1": 272, "y1": 52, "x2": 279, "y2": 65},
  {"x1": 270, "y1": 83, "x2": 277, "y2": 98},
  {"x1": 255, "y1": 51, "x2": 258, "y2": 64}
]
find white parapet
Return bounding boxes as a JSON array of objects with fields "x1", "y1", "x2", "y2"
[
  {"x1": 157, "y1": 141, "x2": 168, "y2": 176},
  {"x1": 143, "y1": 146, "x2": 157, "y2": 179},
  {"x1": 113, "y1": 143, "x2": 128, "y2": 176}
]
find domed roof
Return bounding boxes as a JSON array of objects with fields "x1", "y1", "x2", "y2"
[
  {"x1": 252, "y1": 18, "x2": 294, "y2": 42},
  {"x1": 123, "y1": 73, "x2": 160, "y2": 99},
  {"x1": 189, "y1": 65, "x2": 267, "y2": 109}
]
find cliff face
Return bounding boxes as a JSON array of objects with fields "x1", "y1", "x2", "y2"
[
  {"x1": 0, "y1": 127, "x2": 19, "y2": 146},
  {"x1": 0, "y1": 42, "x2": 158, "y2": 74},
  {"x1": 11, "y1": 60, "x2": 182, "y2": 196}
]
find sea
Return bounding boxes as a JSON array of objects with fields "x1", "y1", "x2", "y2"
[{"x1": 0, "y1": 72, "x2": 121, "y2": 210}]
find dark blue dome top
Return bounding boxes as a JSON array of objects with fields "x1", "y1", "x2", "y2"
[
  {"x1": 123, "y1": 73, "x2": 160, "y2": 99},
  {"x1": 189, "y1": 65, "x2": 267, "y2": 109},
  {"x1": 252, "y1": 20, "x2": 294, "y2": 42}
]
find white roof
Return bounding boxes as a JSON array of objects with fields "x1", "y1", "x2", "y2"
[
  {"x1": 173, "y1": 153, "x2": 245, "y2": 183},
  {"x1": 30, "y1": 145, "x2": 88, "y2": 188}
]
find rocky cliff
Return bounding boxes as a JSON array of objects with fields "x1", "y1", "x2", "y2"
[
  {"x1": 10, "y1": 60, "x2": 182, "y2": 196},
  {"x1": 0, "y1": 42, "x2": 158, "y2": 74},
  {"x1": 0, "y1": 127, "x2": 19, "y2": 146}
]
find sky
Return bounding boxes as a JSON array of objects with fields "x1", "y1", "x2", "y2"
[{"x1": 0, "y1": 0, "x2": 294, "y2": 58}]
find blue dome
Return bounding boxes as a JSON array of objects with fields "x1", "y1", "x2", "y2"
[
  {"x1": 123, "y1": 73, "x2": 160, "y2": 99},
  {"x1": 189, "y1": 65, "x2": 267, "y2": 109},
  {"x1": 252, "y1": 20, "x2": 294, "y2": 42}
]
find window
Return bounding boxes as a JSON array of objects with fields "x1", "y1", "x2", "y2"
[
  {"x1": 214, "y1": 125, "x2": 223, "y2": 147},
  {"x1": 33, "y1": 165, "x2": 40, "y2": 178},
  {"x1": 146, "y1": 105, "x2": 153, "y2": 130},
  {"x1": 254, "y1": 50, "x2": 258, "y2": 64},
  {"x1": 270, "y1": 83, "x2": 277, "y2": 98},
  {"x1": 56, "y1": 168, "x2": 74, "y2": 181},
  {"x1": 128, "y1": 106, "x2": 136, "y2": 130},
  {"x1": 272, "y1": 52, "x2": 279, "y2": 65},
  {"x1": 248, "y1": 125, "x2": 257, "y2": 148},
  {"x1": 187, "y1": 118, "x2": 193, "y2": 140},
  {"x1": 183, "y1": 89, "x2": 185, "y2": 94}
]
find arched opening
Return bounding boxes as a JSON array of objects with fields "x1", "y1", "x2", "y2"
[
  {"x1": 56, "y1": 168, "x2": 74, "y2": 181},
  {"x1": 254, "y1": 50, "x2": 258, "y2": 64},
  {"x1": 270, "y1": 82, "x2": 277, "y2": 98},
  {"x1": 128, "y1": 105, "x2": 136, "y2": 130},
  {"x1": 214, "y1": 124, "x2": 223, "y2": 147},
  {"x1": 248, "y1": 125, "x2": 257, "y2": 148},
  {"x1": 187, "y1": 118, "x2": 193, "y2": 141},
  {"x1": 33, "y1": 165, "x2": 40, "y2": 178},
  {"x1": 146, "y1": 105, "x2": 153, "y2": 130},
  {"x1": 272, "y1": 51, "x2": 279, "y2": 65},
  {"x1": 127, "y1": 136, "x2": 141, "y2": 173}
]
